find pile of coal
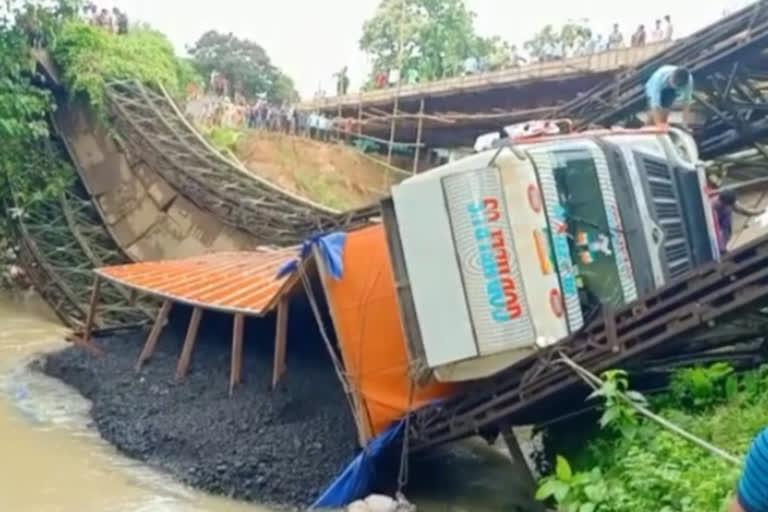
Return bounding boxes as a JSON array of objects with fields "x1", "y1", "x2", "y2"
[{"x1": 43, "y1": 311, "x2": 359, "y2": 509}]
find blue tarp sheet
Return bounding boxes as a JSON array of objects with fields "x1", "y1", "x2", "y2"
[
  {"x1": 311, "y1": 420, "x2": 405, "y2": 509},
  {"x1": 277, "y1": 232, "x2": 347, "y2": 281}
]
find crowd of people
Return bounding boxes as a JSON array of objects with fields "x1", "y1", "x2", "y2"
[
  {"x1": 356, "y1": 16, "x2": 676, "y2": 92},
  {"x1": 83, "y1": 2, "x2": 129, "y2": 34}
]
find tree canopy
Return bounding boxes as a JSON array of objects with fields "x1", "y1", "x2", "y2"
[
  {"x1": 524, "y1": 19, "x2": 592, "y2": 59},
  {"x1": 360, "y1": 0, "x2": 508, "y2": 83},
  {"x1": 187, "y1": 30, "x2": 297, "y2": 103}
]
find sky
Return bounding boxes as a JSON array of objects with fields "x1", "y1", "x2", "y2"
[{"x1": 109, "y1": 0, "x2": 755, "y2": 99}]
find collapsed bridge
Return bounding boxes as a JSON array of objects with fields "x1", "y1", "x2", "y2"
[{"x1": 12, "y1": 1, "x2": 768, "y2": 462}]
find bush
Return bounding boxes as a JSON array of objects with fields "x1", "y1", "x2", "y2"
[
  {"x1": 52, "y1": 21, "x2": 197, "y2": 109},
  {"x1": 537, "y1": 364, "x2": 768, "y2": 512}
]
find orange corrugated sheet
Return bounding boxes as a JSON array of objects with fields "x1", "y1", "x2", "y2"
[
  {"x1": 96, "y1": 249, "x2": 298, "y2": 316},
  {"x1": 320, "y1": 226, "x2": 458, "y2": 441}
]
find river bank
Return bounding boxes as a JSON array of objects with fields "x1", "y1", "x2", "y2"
[{"x1": 42, "y1": 306, "x2": 359, "y2": 509}]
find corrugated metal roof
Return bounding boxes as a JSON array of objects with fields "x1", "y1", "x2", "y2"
[{"x1": 95, "y1": 249, "x2": 299, "y2": 316}]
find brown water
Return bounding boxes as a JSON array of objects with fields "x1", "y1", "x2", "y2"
[
  {"x1": 0, "y1": 293, "x2": 271, "y2": 512},
  {"x1": 0, "y1": 293, "x2": 533, "y2": 512}
]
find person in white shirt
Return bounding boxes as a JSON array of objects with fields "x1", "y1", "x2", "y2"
[
  {"x1": 664, "y1": 15, "x2": 674, "y2": 40},
  {"x1": 607, "y1": 24, "x2": 624, "y2": 49},
  {"x1": 651, "y1": 19, "x2": 664, "y2": 42}
]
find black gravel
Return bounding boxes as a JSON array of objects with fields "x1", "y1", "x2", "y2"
[{"x1": 42, "y1": 301, "x2": 360, "y2": 509}]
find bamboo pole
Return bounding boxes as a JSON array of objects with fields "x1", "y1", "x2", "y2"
[
  {"x1": 357, "y1": 97, "x2": 363, "y2": 136},
  {"x1": 272, "y1": 297, "x2": 290, "y2": 389},
  {"x1": 230, "y1": 313, "x2": 245, "y2": 395},
  {"x1": 412, "y1": 97, "x2": 425, "y2": 174},
  {"x1": 135, "y1": 299, "x2": 172, "y2": 371},
  {"x1": 175, "y1": 307, "x2": 203, "y2": 380},
  {"x1": 387, "y1": 0, "x2": 406, "y2": 165},
  {"x1": 83, "y1": 275, "x2": 102, "y2": 344}
]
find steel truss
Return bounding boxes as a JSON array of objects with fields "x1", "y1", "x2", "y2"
[
  {"x1": 16, "y1": 176, "x2": 155, "y2": 329},
  {"x1": 410, "y1": 234, "x2": 768, "y2": 451},
  {"x1": 556, "y1": 1, "x2": 768, "y2": 160},
  {"x1": 105, "y1": 80, "x2": 380, "y2": 247}
]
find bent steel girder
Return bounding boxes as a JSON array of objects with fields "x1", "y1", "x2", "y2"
[
  {"x1": 104, "y1": 80, "x2": 380, "y2": 247},
  {"x1": 410, "y1": 234, "x2": 768, "y2": 451},
  {"x1": 15, "y1": 171, "x2": 154, "y2": 329},
  {"x1": 555, "y1": 1, "x2": 768, "y2": 160}
]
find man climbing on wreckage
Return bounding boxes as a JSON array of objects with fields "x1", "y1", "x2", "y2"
[{"x1": 645, "y1": 65, "x2": 694, "y2": 128}]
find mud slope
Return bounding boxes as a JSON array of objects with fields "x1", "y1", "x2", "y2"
[
  {"x1": 43, "y1": 305, "x2": 359, "y2": 508},
  {"x1": 235, "y1": 132, "x2": 404, "y2": 211}
]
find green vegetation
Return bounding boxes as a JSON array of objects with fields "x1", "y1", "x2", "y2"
[
  {"x1": 524, "y1": 20, "x2": 592, "y2": 60},
  {"x1": 200, "y1": 125, "x2": 242, "y2": 153},
  {"x1": 53, "y1": 21, "x2": 197, "y2": 109},
  {"x1": 360, "y1": 0, "x2": 511, "y2": 82},
  {"x1": 537, "y1": 363, "x2": 768, "y2": 512},
  {"x1": 187, "y1": 30, "x2": 297, "y2": 103},
  {"x1": 0, "y1": 1, "x2": 72, "y2": 238}
]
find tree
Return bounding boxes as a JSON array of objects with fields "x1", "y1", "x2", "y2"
[
  {"x1": 360, "y1": 0, "x2": 507, "y2": 82},
  {"x1": 187, "y1": 30, "x2": 297, "y2": 103},
  {"x1": 524, "y1": 19, "x2": 592, "y2": 60}
]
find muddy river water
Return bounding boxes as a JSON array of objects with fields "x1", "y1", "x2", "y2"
[{"x1": 0, "y1": 293, "x2": 531, "y2": 512}]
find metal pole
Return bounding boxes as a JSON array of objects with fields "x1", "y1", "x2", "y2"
[
  {"x1": 388, "y1": 0, "x2": 407, "y2": 165},
  {"x1": 412, "y1": 97, "x2": 425, "y2": 174},
  {"x1": 357, "y1": 97, "x2": 363, "y2": 136}
]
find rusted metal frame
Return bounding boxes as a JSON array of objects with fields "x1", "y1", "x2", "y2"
[
  {"x1": 109, "y1": 94, "x2": 374, "y2": 238},
  {"x1": 561, "y1": 11, "x2": 768, "y2": 128},
  {"x1": 16, "y1": 219, "x2": 90, "y2": 325},
  {"x1": 413, "y1": 255, "x2": 768, "y2": 448},
  {"x1": 126, "y1": 82, "x2": 348, "y2": 219},
  {"x1": 456, "y1": 253, "x2": 763, "y2": 421},
  {"x1": 15, "y1": 237, "x2": 85, "y2": 328},
  {"x1": 59, "y1": 193, "x2": 156, "y2": 321},
  {"x1": 414, "y1": 241, "x2": 768, "y2": 444},
  {"x1": 108, "y1": 98, "x2": 295, "y2": 235},
  {"x1": 564, "y1": 4, "x2": 768, "y2": 118}
]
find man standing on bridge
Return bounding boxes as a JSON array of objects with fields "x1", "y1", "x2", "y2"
[{"x1": 645, "y1": 65, "x2": 694, "y2": 128}]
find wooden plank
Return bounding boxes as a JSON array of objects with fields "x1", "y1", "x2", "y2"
[
  {"x1": 175, "y1": 307, "x2": 203, "y2": 380},
  {"x1": 230, "y1": 313, "x2": 245, "y2": 395},
  {"x1": 135, "y1": 299, "x2": 172, "y2": 371},
  {"x1": 83, "y1": 275, "x2": 102, "y2": 343},
  {"x1": 271, "y1": 298, "x2": 290, "y2": 389}
]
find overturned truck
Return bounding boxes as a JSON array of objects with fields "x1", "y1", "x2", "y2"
[{"x1": 384, "y1": 122, "x2": 720, "y2": 384}]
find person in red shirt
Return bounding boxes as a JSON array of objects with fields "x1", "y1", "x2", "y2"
[{"x1": 376, "y1": 71, "x2": 388, "y2": 89}]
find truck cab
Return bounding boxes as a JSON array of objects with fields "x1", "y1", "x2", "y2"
[{"x1": 383, "y1": 122, "x2": 719, "y2": 383}]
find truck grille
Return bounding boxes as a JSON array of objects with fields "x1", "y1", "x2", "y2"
[{"x1": 643, "y1": 159, "x2": 692, "y2": 279}]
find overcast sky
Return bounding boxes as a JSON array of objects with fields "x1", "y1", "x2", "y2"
[{"x1": 109, "y1": 0, "x2": 754, "y2": 99}]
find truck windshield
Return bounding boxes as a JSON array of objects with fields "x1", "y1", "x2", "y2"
[{"x1": 551, "y1": 149, "x2": 625, "y2": 316}]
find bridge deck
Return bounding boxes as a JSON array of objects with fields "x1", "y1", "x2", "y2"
[{"x1": 301, "y1": 42, "x2": 672, "y2": 115}]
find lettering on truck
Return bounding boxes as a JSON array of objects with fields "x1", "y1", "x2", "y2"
[{"x1": 467, "y1": 198, "x2": 523, "y2": 323}]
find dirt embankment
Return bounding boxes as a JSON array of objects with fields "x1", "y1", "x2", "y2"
[
  {"x1": 43, "y1": 305, "x2": 358, "y2": 509},
  {"x1": 234, "y1": 132, "x2": 404, "y2": 211}
]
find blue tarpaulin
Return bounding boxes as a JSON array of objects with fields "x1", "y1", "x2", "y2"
[
  {"x1": 277, "y1": 232, "x2": 347, "y2": 281},
  {"x1": 311, "y1": 420, "x2": 405, "y2": 509}
]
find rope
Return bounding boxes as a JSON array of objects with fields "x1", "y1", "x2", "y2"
[
  {"x1": 397, "y1": 377, "x2": 416, "y2": 494},
  {"x1": 299, "y1": 266, "x2": 358, "y2": 420},
  {"x1": 556, "y1": 353, "x2": 742, "y2": 466}
]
